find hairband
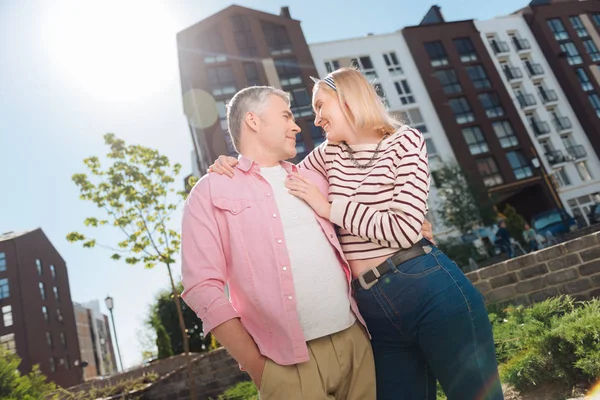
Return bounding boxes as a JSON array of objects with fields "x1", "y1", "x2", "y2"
[{"x1": 310, "y1": 76, "x2": 337, "y2": 91}]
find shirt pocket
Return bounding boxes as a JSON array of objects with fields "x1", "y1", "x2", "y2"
[{"x1": 212, "y1": 198, "x2": 253, "y2": 215}]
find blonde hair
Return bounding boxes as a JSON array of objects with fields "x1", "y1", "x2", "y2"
[{"x1": 312, "y1": 68, "x2": 403, "y2": 135}]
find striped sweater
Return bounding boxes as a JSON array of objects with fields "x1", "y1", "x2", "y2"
[{"x1": 299, "y1": 126, "x2": 430, "y2": 260}]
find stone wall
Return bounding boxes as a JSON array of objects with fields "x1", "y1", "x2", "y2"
[
  {"x1": 466, "y1": 232, "x2": 600, "y2": 306},
  {"x1": 139, "y1": 348, "x2": 248, "y2": 400}
]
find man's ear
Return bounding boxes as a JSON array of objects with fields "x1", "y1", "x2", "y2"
[{"x1": 244, "y1": 111, "x2": 260, "y2": 133}]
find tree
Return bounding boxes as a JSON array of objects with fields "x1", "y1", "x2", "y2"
[
  {"x1": 0, "y1": 348, "x2": 56, "y2": 400},
  {"x1": 503, "y1": 204, "x2": 527, "y2": 245},
  {"x1": 66, "y1": 133, "x2": 196, "y2": 398},
  {"x1": 151, "y1": 315, "x2": 173, "y2": 360},
  {"x1": 434, "y1": 162, "x2": 497, "y2": 234}
]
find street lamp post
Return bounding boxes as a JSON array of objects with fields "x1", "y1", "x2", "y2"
[{"x1": 105, "y1": 295, "x2": 124, "y2": 372}]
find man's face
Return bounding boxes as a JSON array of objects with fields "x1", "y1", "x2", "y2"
[{"x1": 255, "y1": 94, "x2": 301, "y2": 160}]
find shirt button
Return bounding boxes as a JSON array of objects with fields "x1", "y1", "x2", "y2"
[
  {"x1": 233, "y1": 209, "x2": 237, "y2": 213},
  {"x1": 277, "y1": 239, "x2": 282, "y2": 244},
  {"x1": 266, "y1": 193, "x2": 271, "y2": 197},
  {"x1": 272, "y1": 213, "x2": 277, "y2": 218},
  {"x1": 330, "y1": 234, "x2": 334, "y2": 238},
  {"x1": 288, "y1": 296, "x2": 293, "y2": 300},
  {"x1": 282, "y1": 267, "x2": 287, "y2": 271}
]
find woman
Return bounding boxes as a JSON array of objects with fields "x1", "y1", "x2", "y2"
[{"x1": 210, "y1": 68, "x2": 503, "y2": 400}]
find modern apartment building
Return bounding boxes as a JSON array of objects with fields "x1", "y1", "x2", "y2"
[
  {"x1": 309, "y1": 33, "x2": 459, "y2": 237},
  {"x1": 402, "y1": 6, "x2": 560, "y2": 221},
  {"x1": 73, "y1": 300, "x2": 117, "y2": 380},
  {"x1": 475, "y1": 14, "x2": 600, "y2": 225},
  {"x1": 176, "y1": 5, "x2": 320, "y2": 174},
  {"x1": 0, "y1": 229, "x2": 82, "y2": 388}
]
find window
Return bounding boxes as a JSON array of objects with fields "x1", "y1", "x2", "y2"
[
  {"x1": 493, "y1": 121, "x2": 519, "y2": 148},
  {"x1": 465, "y1": 65, "x2": 491, "y2": 90},
  {"x1": 261, "y1": 22, "x2": 291, "y2": 55},
  {"x1": 50, "y1": 265, "x2": 56, "y2": 279},
  {"x1": 547, "y1": 18, "x2": 569, "y2": 41},
  {"x1": 324, "y1": 60, "x2": 340, "y2": 74},
  {"x1": 583, "y1": 39, "x2": 600, "y2": 62},
  {"x1": 434, "y1": 69, "x2": 462, "y2": 94},
  {"x1": 274, "y1": 57, "x2": 302, "y2": 88},
  {"x1": 0, "y1": 334, "x2": 15, "y2": 354},
  {"x1": 424, "y1": 41, "x2": 449, "y2": 67},
  {"x1": 569, "y1": 16, "x2": 589, "y2": 38},
  {"x1": 42, "y1": 306, "x2": 49, "y2": 323},
  {"x1": 478, "y1": 92, "x2": 504, "y2": 118},
  {"x1": 0, "y1": 278, "x2": 8, "y2": 299},
  {"x1": 560, "y1": 42, "x2": 583, "y2": 65},
  {"x1": 39, "y1": 282, "x2": 45, "y2": 300},
  {"x1": 449, "y1": 97, "x2": 475, "y2": 124},
  {"x1": 65, "y1": 356, "x2": 71, "y2": 370},
  {"x1": 2, "y1": 306, "x2": 12, "y2": 327},
  {"x1": 589, "y1": 93, "x2": 600, "y2": 118},
  {"x1": 425, "y1": 139, "x2": 438, "y2": 156},
  {"x1": 207, "y1": 65, "x2": 236, "y2": 96},
  {"x1": 454, "y1": 38, "x2": 478, "y2": 62},
  {"x1": 462, "y1": 126, "x2": 489, "y2": 155},
  {"x1": 56, "y1": 309, "x2": 63, "y2": 323},
  {"x1": 394, "y1": 80, "x2": 415, "y2": 105},
  {"x1": 243, "y1": 63, "x2": 261, "y2": 86},
  {"x1": 576, "y1": 68, "x2": 594, "y2": 92},
  {"x1": 36, "y1": 259, "x2": 42, "y2": 276},
  {"x1": 554, "y1": 167, "x2": 572, "y2": 188},
  {"x1": 477, "y1": 158, "x2": 503, "y2": 187},
  {"x1": 399, "y1": 108, "x2": 428, "y2": 133},
  {"x1": 0, "y1": 253, "x2": 5, "y2": 272},
  {"x1": 46, "y1": 332, "x2": 53, "y2": 349},
  {"x1": 308, "y1": 122, "x2": 325, "y2": 147},
  {"x1": 289, "y1": 88, "x2": 312, "y2": 118},
  {"x1": 383, "y1": 52, "x2": 402, "y2": 75},
  {"x1": 49, "y1": 357, "x2": 55, "y2": 373},
  {"x1": 201, "y1": 30, "x2": 226, "y2": 64},
  {"x1": 215, "y1": 99, "x2": 230, "y2": 131},
  {"x1": 351, "y1": 56, "x2": 377, "y2": 78},
  {"x1": 593, "y1": 14, "x2": 600, "y2": 27},
  {"x1": 294, "y1": 133, "x2": 307, "y2": 161},
  {"x1": 507, "y1": 151, "x2": 533, "y2": 180},
  {"x1": 60, "y1": 332, "x2": 67, "y2": 349},
  {"x1": 576, "y1": 161, "x2": 593, "y2": 181},
  {"x1": 53, "y1": 287, "x2": 60, "y2": 302},
  {"x1": 374, "y1": 83, "x2": 389, "y2": 108},
  {"x1": 230, "y1": 15, "x2": 257, "y2": 57}
]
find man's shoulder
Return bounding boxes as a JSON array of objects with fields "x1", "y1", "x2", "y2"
[{"x1": 187, "y1": 171, "x2": 250, "y2": 201}]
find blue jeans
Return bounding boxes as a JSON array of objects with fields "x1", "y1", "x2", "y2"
[{"x1": 354, "y1": 244, "x2": 503, "y2": 400}]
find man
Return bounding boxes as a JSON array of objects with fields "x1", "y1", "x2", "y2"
[
  {"x1": 181, "y1": 86, "x2": 434, "y2": 399},
  {"x1": 495, "y1": 220, "x2": 514, "y2": 258}
]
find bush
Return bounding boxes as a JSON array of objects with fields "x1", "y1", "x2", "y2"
[
  {"x1": 53, "y1": 373, "x2": 158, "y2": 399},
  {"x1": 216, "y1": 380, "x2": 257, "y2": 400},
  {"x1": 491, "y1": 296, "x2": 600, "y2": 391},
  {"x1": 0, "y1": 348, "x2": 56, "y2": 400}
]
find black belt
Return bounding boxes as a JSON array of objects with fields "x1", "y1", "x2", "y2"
[{"x1": 351, "y1": 239, "x2": 432, "y2": 291}]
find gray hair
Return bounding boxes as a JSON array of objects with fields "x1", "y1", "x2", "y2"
[{"x1": 226, "y1": 86, "x2": 290, "y2": 151}]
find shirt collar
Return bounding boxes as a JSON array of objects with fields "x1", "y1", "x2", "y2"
[{"x1": 237, "y1": 155, "x2": 299, "y2": 174}]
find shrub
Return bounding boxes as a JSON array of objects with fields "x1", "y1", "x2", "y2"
[{"x1": 216, "y1": 380, "x2": 257, "y2": 400}]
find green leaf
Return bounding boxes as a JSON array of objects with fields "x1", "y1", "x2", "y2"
[
  {"x1": 82, "y1": 239, "x2": 96, "y2": 248},
  {"x1": 65, "y1": 232, "x2": 85, "y2": 242},
  {"x1": 111, "y1": 254, "x2": 122, "y2": 261}
]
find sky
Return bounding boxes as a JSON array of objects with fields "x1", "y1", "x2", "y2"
[{"x1": 0, "y1": 0, "x2": 527, "y2": 371}]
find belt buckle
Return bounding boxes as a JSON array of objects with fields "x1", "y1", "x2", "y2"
[{"x1": 358, "y1": 268, "x2": 381, "y2": 290}]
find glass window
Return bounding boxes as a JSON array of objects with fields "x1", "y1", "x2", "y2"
[
  {"x1": 453, "y1": 38, "x2": 478, "y2": 62},
  {"x1": 466, "y1": 65, "x2": 491, "y2": 90},
  {"x1": 383, "y1": 52, "x2": 402, "y2": 75},
  {"x1": 2, "y1": 305, "x2": 12, "y2": 327},
  {"x1": 53, "y1": 287, "x2": 60, "y2": 302},
  {"x1": 424, "y1": 41, "x2": 449, "y2": 67},
  {"x1": 560, "y1": 42, "x2": 583, "y2": 65},
  {"x1": 201, "y1": 30, "x2": 226, "y2": 63},
  {"x1": 274, "y1": 57, "x2": 302, "y2": 88},
  {"x1": 507, "y1": 151, "x2": 533, "y2": 180},
  {"x1": 42, "y1": 306, "x2": 49, "y2": 323},
  {"x1": 50, "y1": 265, "x2": 56, "y2": 279},
  {"x1": 547, "y1": 18, "x2": 569, "y2": 41},
  {"x1": 576, "y1": 68, "x2": 594, "y2": 92},
  {"x1": 477, "y1": 158, "x2": 504, "y2": 187},
  {"x1": 593, "y1": 14, "x2": 600, "y2": 27},
  {"x1": 308, "y1": 122, "x2": 325, "y2": 147},
  {"x1": 49, "y1": 357, "x2": 55, "y2": 373},
  {"x1": 449, "y1": 97, "x2": 475, "y2": 124},
  {"x1": 57, "y1": 308, "x2": 63, "y2": 323},
  {"x1": 554, "y1": 167, "x2": 572, "y2": 187},
  {"x1": 589, "y1": 93, "x2": 600, "y2": 118},
  {"x1": 583, "y1": 39, "x2": 600, "y2": 62},
  {"x1": 569, "y1": 16, "x2": 589, "y2": 38},
  {"x1": 294, "y1": 133, "x2": 307, "y2": 161},
  {"x1": 0, "y1": 253, "x2": 5, "y2": 272},
  {"x1": 243, "y1": 63, "x2": 261, "y2": 86},
  {"x1": 478, "y1": 92, "x2": 504, "y2": 118},
  {"x1": 324, "y1": 60, "x2": 340, "y2": 73},
  {"x1": 373, "y1": 83, "x2": 389, "y2": 108},
  {"x1": 39, "y1": 282, "x2": 45, "y2": 300},
  {"x1": 492, "y1": 121, "x2": 519, "y2": 148},
  {"x1": 0, "y1": 278, "x2": 8, "y2": 299},
  {"x1": 462, "y1": 126, "x2": 489, "y2": 155},
  {"x1": 394, "y1": 80, "x2": 415, "y2": 105},
  {"x1": 289, "y1": 88, "x2": 312, "y2": 118},
  {"x1": 261, "y1": 22, "x2": 292, "y2": 55},
  {"x1": 60, "y1": 332, "x2": 67, "y2": 349},
  {"x1": 46, "y1": 332, "x2": 53, "y2": 349},
  {"x1": 434, "y1": 69, "x2": 462, "y2": 94},
  {"x1": 207, "y1": 65, "x2": 236, "y2": 96},
  {"x1": 230, "y1": 15, "x2": 257, "y2": 57},
  {"x1": 351, "y1": 56, "x2": 378, "y2": 79},
  {"x1": 0, "y1": 333, "x2": 16, "y2": 354},
  {"x1": 36, "y1": 259, "x2": 42, "y2": 276},
  {"x1": 576, "y1": 161, "x2": 593, "y2": 181},
  {"x1": 425, "y1": 138, "x2": 438, "y2": 156}
]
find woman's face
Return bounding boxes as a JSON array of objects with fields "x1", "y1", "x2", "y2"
[{"x1": 312, "y1": 86, "x2": 354, "y2": 143}]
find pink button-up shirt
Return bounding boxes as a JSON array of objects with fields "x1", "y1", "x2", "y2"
[{"x1": 181, "y1": 156, "x2": 366, "y2": 365}]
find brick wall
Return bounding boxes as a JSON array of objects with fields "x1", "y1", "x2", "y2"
[{"x1": 467, "y1": 232, "x2": 600, "y2": 306}]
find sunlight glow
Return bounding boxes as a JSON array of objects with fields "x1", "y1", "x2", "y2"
[
  {"x1": 588, "y1": 380, "x2": 600, "y2": 399},
  {"x1": 41, "y1": 0, "x2": 176, "y2": 102}
]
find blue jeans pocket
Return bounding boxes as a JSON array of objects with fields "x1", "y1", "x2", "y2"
[{"x1": 394, "y1": 252, "x2": 442, "y2": 278}]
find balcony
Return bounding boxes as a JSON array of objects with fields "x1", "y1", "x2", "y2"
[
  {"x1": 517, "y1": 93, "x2": 537, "y2": 109},
  {"x1": 503, "y1": 66, "x2": 523, "y2": 81},
  {"x1": 525, "y1": 62, "x2": 544, "y2": 77},
  {"x1": 538, "y1": 88, "x2": 558, "y2": 104},
  {"x1": 546, "y1": 150, "x2": 567, "y2": 166},
  {"x1": 490, "y1": 40, "x2": 510, "y2": 55},
  {"x1": 530, "y1": 119, "x2": 551, "y2": 136},
  {"x1": 566, "y1": 145, "x2": 587, "y2": 160},
  {"x1": 512, "y1": 37, "x2": 531, "y2": 52},
  {"x1": 553, "y1": 116, "x2": 572, "y2": 132}
]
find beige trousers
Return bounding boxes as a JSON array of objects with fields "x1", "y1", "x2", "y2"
[{"x1": 258, "y1": 323, "x2": 376, "y2": 400}]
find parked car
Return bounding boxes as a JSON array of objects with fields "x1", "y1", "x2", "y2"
[
  {"x1": 588, "y1": 204, "x2": 600, "y2": 225},
  {"x1": 531, "y1": 209, "x2": 578, "y2": 237}
]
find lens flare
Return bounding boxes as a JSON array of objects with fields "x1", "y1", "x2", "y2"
[{"x1": 588, "y1": 380, "x2": 600, "y2": 399}]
